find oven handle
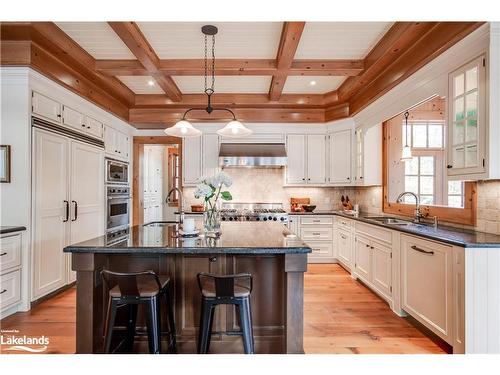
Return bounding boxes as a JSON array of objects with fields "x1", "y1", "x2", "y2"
[{"x1": 107, "y1": 196, "x2": 131, "y2": 200}]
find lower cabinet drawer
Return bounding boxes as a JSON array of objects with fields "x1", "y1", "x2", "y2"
[
  {"x1": 300, "y1": 227, "x2": 333, "y2": 241},
  {"x1": 336, "y1": 217, "x2": 353, "y2": 231},
  {"x1": 306, "y1": 241, "x2": 333, "y2": 258},
  {"x1": 0, "y1": 269, "x2": 21, "y2": 310},
  {"x1": 300, "y1": 216, "x2": 334, "y2": 226},
  {"x1": 0, "y1": 233, "x2": 22, "y2": 272}
]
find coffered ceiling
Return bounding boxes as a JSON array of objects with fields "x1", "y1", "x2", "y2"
[{"x1": 0, "y1": 21, "x2": 485, "y2": 128}]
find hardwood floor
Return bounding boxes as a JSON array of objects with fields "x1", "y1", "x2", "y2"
[{"x1": 0, "y1": 264, "x2": 446, "y2": 354}]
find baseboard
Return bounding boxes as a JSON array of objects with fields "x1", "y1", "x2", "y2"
[
  {"x1": 308, "y1": 257, "x2": 338, "y2": 264},
  {"x1": 1, "y1": 304, "x2": 21, "y2": 320}
]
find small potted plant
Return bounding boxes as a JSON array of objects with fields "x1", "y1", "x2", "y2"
[{"x1": 194, "y1": 172, "x2": 233, "y2": 236}]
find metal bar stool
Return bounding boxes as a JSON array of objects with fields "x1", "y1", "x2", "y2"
[
  {"x1": 196, "y1": 272, "x2": 254, "y2": 354},
  {"x1": 101, "y1": 270, "x2": 177, "y2": 354}
]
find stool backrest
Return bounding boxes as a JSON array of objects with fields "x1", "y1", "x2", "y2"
[
  {"x1": 197, "y1": 272, "x2": 253, "y2": 298},
  {"x1": 101, "y1": 270, "x2": 162, "y2": 297}
]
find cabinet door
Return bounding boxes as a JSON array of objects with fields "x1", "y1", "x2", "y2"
[
  {"x1": 62, "y1": 105, "x2": 86, "y2": 132},
  {"x1": 354, "y1": 235, "x2": 371, "y2": 283},
  {"x1": 86, "y1": 117, "x2": 104, "y2": 139},
  {"x1": 117, "y1": 131, "x2": 130, "y2": 159},
  {"x1": 307, "y1": 135, "x2": 327, "y2": 184},
  {"x1": 401, "y1": 235, "x2": 453, "y2": 343},
  {"x1": 32, "y1": 91, "x2": 61, "y2": 123},
  {"x1": 32, "y1": 130, "x2": 69, "y2": 299},
  {"x1": 337, "y1": 229, "x2": 352, "y2": 265},
  {"x1": 329, "y1": 129, "x2": 352, "y2": 184},
  {"x1": 104, "y1": 126, "x2": 117, "y2": 156},
  {"x1": 354, "y1": 129, "x2": 364, "y2": 183},
  {"x1": 286, "y1": 134, "x2": 306, "y2": 184},
  {"x1": 288, "y1": 215, "x2": 299, "y2": 234},
  {"x1": 371, "y1": 241, "x2": 392, "y2": 297},
  {"x1": 447, "y1": 55, "x2": 486, "y2": 177},
  {"x1": 202, "y1": 134, "x2": 220, "y2": 178},
  {"x1": 183, "y1": 136, "x2": 202, "y2": 185},
  {"x1": 69, "y1": 141, "x2": 105, "y2": 282}
]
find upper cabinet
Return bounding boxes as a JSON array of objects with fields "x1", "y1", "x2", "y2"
[
  {"x1": 328, "y1": 128, "x2": 352, "y2": 185},
  {"x1": 183, "y1": 134, "x2": 220, "y2": 186},
  {"x1": 32, "y1": 91, "x2": 62, "y2": 124},
  {"x1": 354, "y1": 124, "x2": 382, "y2": 186},
  {"x1": 447, "y1": 55, "x2": 486, "y2": 178},
  {"x1": 104, "y1": 126, "x2": 129, "y2": 160},
  {"x1": 286, "y1": 134, "x2": 326, "y2": 185}
]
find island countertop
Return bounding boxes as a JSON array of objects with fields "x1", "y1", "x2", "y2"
[{"x1": 64, "y1": 221, "x2": 311, "y2": 254}]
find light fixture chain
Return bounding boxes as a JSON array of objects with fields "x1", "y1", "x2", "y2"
[
  {"x1": 211, "y1": 34, "x2": 216, "y2": 91},
  {"x1": 204, "y1": 34, "x2": 208, "y2": 92}
]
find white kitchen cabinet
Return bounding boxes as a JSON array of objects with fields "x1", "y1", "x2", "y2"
[
  {"x1": 32, "y1": 91, "x2": 61, "y2": 124},
  {"x1": 401, "y1": 234, "x2": 453, "y2": 344},
  {"x1": 0, "y1": 232, "x2": 23, "y2": 317},
  {"x1": 285, "y1": 134, "x2": 307, "y2": 184},
  {"x1": 202, "y1": 134, "x2": 220, "y2": 178},
  {"x1": 104, "y1": 126, "x2": 129, "y2": 160},
  {"x1": 0, "y1": 233, "x2": 22, "y2": 272},
  {"x1": 447, "y1": 55, "x2": 486, "y2": 178},
  {"x1": 32, "y1": 129, "x2": 104, "y2": 299},
  {"x1": 183, "y1": 136, "x2": 202, "y2": 186},
  {"x1": 286, "y1": 134, "x2": 326, "y2": 185},
  {"x1": 288, "y1": 215, "x2": 299, "y2": 235},
  {"x1": 298, "y1": 215, "x2": 335, "y2": 263},
  {"x1": 62, "y1": 105, "x2": 86, "y2": 132},
  {"x1": 354, "y1": 235, "x2": 372, "y2": 283},
  {"x1": 354, "y1": 124, "x2": 382, "y2": 186},
  {"x1": 86, "y1": 117, "x2": 104, "y2": 139},
  {"x1": 336, "y1": 229, "x2": 352, "y2": 267},
  {"x1": 0, "y1": 270, "x2": 21, "y2": 312},
  {"x1": 328, "y1": 129, "x2": 352, "y2": 184},
  {"x1": 371, "y1": 241, "x2": 392, "y2": 297}
]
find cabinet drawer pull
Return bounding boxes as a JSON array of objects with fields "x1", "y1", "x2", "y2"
[
  {"x1": 312, "y1": 248, "x2": 320, "y2": 252},
  {"x1": 411, "y1": 245, "x2": 434, "y2": 255},
  {"x1": 366, "y1": 244, "x2": 370, "y2": 247},
  {"x1": 0, "y1": 252, "x2": 7, "y2": 256},
  {"x1": 312, "y1": 232, "x2": 321, "y2": 236},
  {"x1": 313, "y1": 220, "x2": 321, "y2": 223},
  {"x1": 340, "y1": 235, "x2": 347, "y2": 240},
  {"x1": 0, "y1": 289, "x2": 7, "y2": 295}
]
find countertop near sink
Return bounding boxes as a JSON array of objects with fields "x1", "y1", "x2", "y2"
[{"x1": 335, "y1": 211, "x2": 500, "y2": 248}]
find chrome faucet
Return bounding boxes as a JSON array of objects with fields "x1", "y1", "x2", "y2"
[
  {"x1": 396, "y1": 191, "x2": 423, "y2": 223},
  {"x1": 166, "y1": 187, "x2": 184, "y2": 224}
]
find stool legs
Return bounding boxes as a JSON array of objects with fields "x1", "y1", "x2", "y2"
[
  {"x1": 239, "y1": 298, "x2": 254, "y2": 354},
  {"x1": 163, "y1": 287, "x2": 177, "y2": 353},
  {"x1": 198, "y1": 298, "x2": 214, "y2": 354},
  {"x1": 124, "y1": 304, "x2": 138, "y2": 352},
  {"x1": 103, "y1": 298, "x2": 119, "y2": 353},
  {"x1": 145, "y1": 296, "x2": 162, "y2": 354}
]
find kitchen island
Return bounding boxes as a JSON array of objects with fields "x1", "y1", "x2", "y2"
[{"x1": 64, "y1": 221, "x2": 311, "y2": 354}]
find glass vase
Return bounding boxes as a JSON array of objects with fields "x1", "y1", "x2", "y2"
[{"x1": 203, "y1": 201, "x2": 221, "y2": 236}]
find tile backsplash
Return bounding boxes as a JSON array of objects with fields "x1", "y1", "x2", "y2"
[{"x1": 184, "y1": 168, "x2": 355, "y2": 211}]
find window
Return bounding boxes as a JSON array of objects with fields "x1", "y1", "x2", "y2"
[
  {"x1": 447, "y1": 181, "x2": 464, "y2": 208},
  {"x1": 404, "y1": 156, "x2": 436, "y2": 205},
  {"x1": 402, "y1": 121, "x2": 444, "y2": 149}
]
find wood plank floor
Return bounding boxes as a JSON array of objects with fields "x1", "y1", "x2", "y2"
[{"x1": 0, "y1": 264, "x2": 446, "y2": 354}]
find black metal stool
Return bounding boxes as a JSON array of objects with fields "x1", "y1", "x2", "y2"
[
  {"x1": 197, "y1": 272, "x2": 254, "y2": 354},
  {"x1": 101, "y1": 270, "x2": 177, "y2": 354}
]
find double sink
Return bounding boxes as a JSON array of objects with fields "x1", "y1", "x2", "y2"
[{"x1": 363, "y1": 216, "x2": 429, "y2": 229}]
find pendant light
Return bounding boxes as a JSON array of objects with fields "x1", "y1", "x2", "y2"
[
  {"x1": 164, "y1": 25, "x2": 252, "y2": 138},
  {"x1": 401, "y1": 111, "x2": 412, "y2": 162}
]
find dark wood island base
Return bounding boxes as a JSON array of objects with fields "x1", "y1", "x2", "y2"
[{"x1": 67, "y1": 222, "x2": 311, "y2": 354}]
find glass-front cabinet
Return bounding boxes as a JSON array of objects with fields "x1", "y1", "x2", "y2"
[{"x1": 447, "y1": 55, "x2": 486, "y2": 177}]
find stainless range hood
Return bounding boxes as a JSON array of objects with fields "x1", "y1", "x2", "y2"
[{"x1": 219, "y1": 143, "x2": 287, "y2": 168}]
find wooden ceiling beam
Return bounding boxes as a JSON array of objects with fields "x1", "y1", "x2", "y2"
[
  {"x1": 108, "y1": 22, "x2": 182, "y2": 102},
  {"x1": 289, "y1": 59, "x2": 364, "y2": 76},
  {"x1": 269, "y1": 22, "x2": 306, "y2": 101}
]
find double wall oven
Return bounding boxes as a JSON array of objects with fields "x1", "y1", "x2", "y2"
[{"x1": 106, "y1": 158, "x2": 130, "y2": 242}]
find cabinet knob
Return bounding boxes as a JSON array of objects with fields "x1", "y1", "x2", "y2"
[
  {"x1": 209, "y1": 257, "x2": 217, "y2": 262},
  {"x1": 81, "y1": 124, "x2": 86, "y2": 127},
  {"x1": 347, "y1": 177, "x2": 350, "y2": 180},
  {"x1": 447, "y1": 165, "x2": 453, "y2": 169},
  {"x1": 57, "y1": 114, "x2": 61, "y2": 118}
]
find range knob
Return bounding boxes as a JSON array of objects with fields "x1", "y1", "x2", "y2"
[
  {"x1": 229, "y1": 217, "x2": 234, "y2": 221},
  {"x1": 268, "y1": 216, "x2": 273, "y2": 220},
  {"x1": 222, "y1": 217, "x2": 227, "y2": 221},
  {"x1": 256, "y1": 217, "x2": 260, "y2": 221},
  {"x1": 246, "y1": 216, "x2": 250, "y2": 221},
  {"x1": 280, "y1": 217, "x2": 285, "y2": 221},
  {"x1": 263, "y1": 217, "x2": 268, "y2": 221},
  {"x1": 272, "y1": 217, "x2": 277, "y2": 221}
]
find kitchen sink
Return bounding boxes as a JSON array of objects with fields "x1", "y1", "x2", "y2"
[{"x1": 364, "y1": 216, "x2": 415, "y2": 225}]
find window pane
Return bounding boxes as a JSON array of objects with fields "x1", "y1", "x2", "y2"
[
  {"x1": 404, "y1": 195, "x2": 419, "y2": 204},
  {"x1": 454, "y1": 121, "x2": 465, "y2": 145},
  {"x1": 454, "y1": 97, "x2": 464, "y2": 122},
  {"x1": 420, "y1": 195, "x2": 434, "y2": 205},
  {"x1": 405, "y1": 157, "x2": 419, "y2": 175},
  {"x1": 466, "y1": 91, "x2": 478, "y2": 118},
  {"x1": 448, "y1": 195, "x2": 463, "y2": 208},
  {"x1": 420, "y1": 156, "x2": 434, "y2": 175},
  {"x1": 448, "y1": 180, "x2": 463, "y2": 195},
  {"x1": 465, "y1": 145, "x2": 478, "y2": 167},
  {"x1": 428, "y1": 124, "x2": 443, "y2": 148},
  {"x1": 405, "y1": 176, "x2": 418, "y2": 194},
  {"x1": 454, "y1": 73, "x2": 464, "y2": 97},
  {"x1": 466, "y1": 118, "x2": 478, "y2": 142},
  {"x1": 420, "y1": 176, "x2": 434, "y2": 195},
  {"x1": 466, "y1": 67, "x2": 478, "y2": 92},
  {"x1": 453, "y1": 147, "x2": 465, "y2": 168},
  {"x1": 412, "y1": 124, "x2": 427, "y2": 147}
]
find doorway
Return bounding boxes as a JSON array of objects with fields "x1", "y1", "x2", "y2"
[{"x1": 132, "y1": 136, "x2": 182, "y2": 225}]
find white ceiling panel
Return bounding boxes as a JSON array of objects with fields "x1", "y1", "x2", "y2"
[
  {"x1": 117, "y1": 76, "x2": 165, "y2": 94},
  {"x1": 56, "y1": 22, "x2": 136, "y2": 59},
  {"x1": 173, "y1": 76, "x2": 272, "y2": 94},
  {"x1": 282, "y1": 76, "x2": 346, "y2": 94},
  {"x1": 295, "y1": 22, "x2": 393, "y2": 59},
  {"x1": 137, "y1": 22, "x2": 283, "y2": 59}
]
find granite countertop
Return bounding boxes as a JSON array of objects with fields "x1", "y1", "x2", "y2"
[
  {"x1": 0, "y1": 226, "x2": 27, "y2": 235},
  {"x1": 64, "y1": 221, "x2": 311, "y2": 254},
  {"x1": 334, "y1": 211, "x2": 500, "y2": 248}
]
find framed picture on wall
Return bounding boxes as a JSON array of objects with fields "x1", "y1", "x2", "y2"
[{"x1": 0, "y1": 145, "x2": 11, "y2": 183}]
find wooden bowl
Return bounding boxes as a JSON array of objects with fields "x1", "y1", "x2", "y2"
[
  {"x1": 302, "y1": 204, "x2": 316, "y2": 212},
  {"x1": 191, "y1": 204, "x2": 204, "y2": 213}
]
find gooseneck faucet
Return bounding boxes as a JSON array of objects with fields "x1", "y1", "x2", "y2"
[
  {"x1": 396, "y1": 191, "x2": 423, "y2": 223},
  {"x1": 166, "y1": 188, "x2": 184, "y2": 224}
]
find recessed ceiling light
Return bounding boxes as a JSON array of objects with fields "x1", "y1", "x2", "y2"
[
  {"x1": 147, "y1": 80, "x2": 155, "y2": 86},
  {"x1": 309, "y1": 80, "x2": 317, "y2": 86}
]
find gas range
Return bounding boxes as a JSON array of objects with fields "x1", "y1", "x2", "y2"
[{"x1": 220, "y1": 203, "x2": 289, "y2": 223}]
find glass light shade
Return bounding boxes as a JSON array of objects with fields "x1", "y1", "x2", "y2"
[
  {"x1": 216, "y1": 120, "x2": 253, "y2": 137},
  {"x1": 164, "y1": 120, "x2": 202, "y2": 138},
  {"x1": 401, "y1": 145, "x2": 413, "y2": 162}
]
